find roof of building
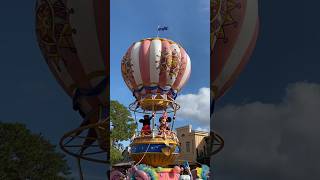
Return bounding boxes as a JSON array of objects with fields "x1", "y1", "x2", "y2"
[{"x1": 176, "y1": 124, "x2": 209, "y2": 135}]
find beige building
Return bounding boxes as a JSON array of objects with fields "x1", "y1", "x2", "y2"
[{"x1": 175, "y1": 125, "x2": 209, "y2": 162}]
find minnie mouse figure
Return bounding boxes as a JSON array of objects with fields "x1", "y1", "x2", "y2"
[
  {"x1": 159, "y1": 112, "x2": 172, "y2": 132},
  {"x1": 139, "y1": 114, "x2": 153, "y2": 135}
]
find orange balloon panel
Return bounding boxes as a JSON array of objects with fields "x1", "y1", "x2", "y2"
[
  {"x1": 211, "y1": 0, "x2": 259, "y2": 100},
  {"x1": 35, "y1": 0, "x2": 107, "y2": 116}
]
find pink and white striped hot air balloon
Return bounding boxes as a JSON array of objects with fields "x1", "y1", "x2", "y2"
[
  {"x1": 121, "y1": 38, "x2": 191, "y2": 111},
  {"x1": 35, "y1": 0, "x2": 108, "y2": 153},
  {"x1": 211, "y1": 0, "x2": 259, "y2": 101}
]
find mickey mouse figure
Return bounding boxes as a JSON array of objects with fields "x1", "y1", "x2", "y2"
[{"x1": 139, "y1": 114, "x2": 153, "y2": 135}]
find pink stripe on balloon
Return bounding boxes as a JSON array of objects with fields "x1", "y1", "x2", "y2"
[
  {"x1": 172, "y1": 47, "x2": 187, "y2": 90},
  {"x1": 139, "y1": 40, "x2": 151, "y2": 86},
  {"x1": 159, "y1": 40, "x2": 171, "y2": 88}
]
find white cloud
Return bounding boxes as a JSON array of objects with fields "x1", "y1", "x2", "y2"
[
  {"x1": 213, "y1": 82, "x2": 320, "y2": 179},
  {"x1": 195, "y1": 127, "x2": 209, "y2": 132},
  {"x1": 176, "y1": 87, "x2": 210, "y2": 124}
]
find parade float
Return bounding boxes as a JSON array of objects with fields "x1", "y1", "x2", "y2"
[{"x1": 110, "y1": 37, "x2": 210, "y2": 180}]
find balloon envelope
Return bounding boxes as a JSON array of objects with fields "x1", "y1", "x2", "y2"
[
  {"x1": 211, "y1": 0, "x2": 259, "y2": 100},
  {"x1": 121, "y1": 38, "x2": 191, "y2": 102}
]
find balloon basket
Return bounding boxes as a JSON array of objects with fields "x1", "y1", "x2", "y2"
[
  {"x1": 59, "y1": 119, "x2": 109, "y2": 164},
  {"x1": 129, "y1": 95, "x2": 180, "y2": 113},
  {"x1": 130, "y1": 130, "x2": 180, "y2": 167}
]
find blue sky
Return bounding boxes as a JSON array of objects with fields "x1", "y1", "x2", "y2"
[{"x1": 110, "y1": 0, "x2": 211, "y2": 131}]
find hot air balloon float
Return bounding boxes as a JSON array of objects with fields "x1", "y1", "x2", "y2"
[
  {"x1": 35, "y1": 0, "x2": 108, "y2": 178},
  {"x1": 208, "y1": 0, "x2": 259, "y2": 164},
  {"x1": 110, "y1": 36, "x2": 211, "y2": 180}
]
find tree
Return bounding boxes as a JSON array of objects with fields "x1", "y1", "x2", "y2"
[
  {"x1": 110, "y1": 100, "x2": 136, "y2": 143},
  {"x1": 110, "y1": 100, "x2": 136, "y2": 164},
  {"x1": 0, "y1": 122, "x2": 71, "y2": 179}
]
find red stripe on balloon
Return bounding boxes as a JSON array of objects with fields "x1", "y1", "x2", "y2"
[{"x1": 139, "y1": 40, "x2": 151, "y2": 86}]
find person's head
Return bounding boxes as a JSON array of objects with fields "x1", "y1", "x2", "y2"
[
  {"x1": 144, "y1": 115, "x2": 150, "y2": 119},
  {"x1": 180, "y1": 166, "x2": 184, "y2": 172}
]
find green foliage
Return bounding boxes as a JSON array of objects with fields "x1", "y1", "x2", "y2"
[
  {"x1": 110, "y1": 100, "x2": 136, "y2": 165},
  {"x1": 110, "y1": 146, "x2": 124, "y2": 165},
  {"x1": 110, "y1": 100, "x2": 136, "y2": 143},
  {"x1": 0, "y1": 122, "x2": 71, "y2": 179}
]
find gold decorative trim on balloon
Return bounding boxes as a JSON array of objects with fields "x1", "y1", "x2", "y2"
[
  {"x1": 129, "y1": 94, "x2": 180, "y2": 113},
  {"x1": 131, "y1": 135, "x2": 179, "y2": 145},
  {"x1": 130, "y1": 153, "x2": 179, "y2": 167}
]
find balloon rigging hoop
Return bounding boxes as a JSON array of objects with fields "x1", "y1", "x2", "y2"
[
  {"x1": 59, "y1": 119, "x2": 109, "y2": 164},
  {"x1": 128, "y1": 97, "x2": 180, "y2": 114},
  {"x1": 209, "y1": 131, "x2": 224, "y2": 156}
]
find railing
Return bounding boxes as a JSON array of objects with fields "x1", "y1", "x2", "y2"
[{"x1": 131, "y1": 129, "x2": 179, "y2": 142}]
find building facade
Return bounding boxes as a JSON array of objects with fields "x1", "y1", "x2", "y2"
[{"x1": 175, "y1": 125, "x2": 209, "y2": 163}]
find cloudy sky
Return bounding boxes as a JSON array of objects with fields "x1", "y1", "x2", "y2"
[
  {"x1": 0, "y1": 0, "x2": 319, "y2": 180},
  {"x1": 213, "y1": 1, "x2": 320, "y2": 180}
]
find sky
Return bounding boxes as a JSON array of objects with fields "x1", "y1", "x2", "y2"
[{"x1": 0, "y1": 0, "x2": 320, "y2": 180}]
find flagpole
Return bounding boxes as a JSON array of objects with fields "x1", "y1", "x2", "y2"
[{"x1": 157, "y1": 25, "x2": 160, "y2": 37}]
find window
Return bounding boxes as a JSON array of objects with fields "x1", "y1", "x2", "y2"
[{"x1": 186, "y1": 141, "x2": 190, "y2": 152}]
